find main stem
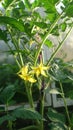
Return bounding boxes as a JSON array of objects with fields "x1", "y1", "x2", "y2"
[
  {"x1": 25, "y1": 83, "x2": 40, "y2": 126},
  {"x1": 37, "y1": 79, "x2": 45, "y2": 130},
  {"x1": 25, "y1": 84, "x2": 34, "y2": 109},
  {"x1": 39, "y1": 91, "x2": 45, "y2": 130},
  {"x1": 59, "y1": 82, "x2": 71, "y2": 127}
]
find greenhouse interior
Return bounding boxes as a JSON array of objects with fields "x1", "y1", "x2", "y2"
[{"x1": 0, "y1": 0, "x2": 73, "y2": 130}]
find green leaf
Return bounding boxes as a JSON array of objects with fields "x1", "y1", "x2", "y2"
[
  {"x1": 50, "y1": 64, "x2": 68, "y2": 82},
  {"x1": 31, "y1": 0, "x2": 41, "y2": 9},
  {"x1": 0, "y1": 114, "x2": 16, "y2": 125},
  {"x1": 3, "y1": 0, "x2": 15, "y2": 9},
  {"x1": 0, "y1": 29, "x2": 8, "y2": 42},
  {"x1": 42, "y1": 0, "x2": 59, "y2": 10},
  {"x1": 0, "y1": 107, "x2": 43, "y2": 125},
  {"x1": 42, "y1": 0, "x2": 59, "y2": 22},
  {"x1": 24, "y1": 23, "x2": 32, "y2": 36},
  {"x1": 0, "y1": 16, "x2": 25, "y2": 31},
  {"x1": 71, "y1": 114, "x2": 73, "y2": 126},
  {"x1": 51, "y1": 25, "x2": 59, "y2": 36},
  {"x1": 45, "y1": 40, "x2": 53, "y2": 48},
  {"x1": 12, "y1": 107, "x2": 43, "y2": 120},
  {"x1": 65, "y1": 89, "x2": 73, "y2": 99},
  {"x1": 24, "y1": 0, "x2": 31, "y2": 10},
  {"x1": 60, "y1": 22, "x2": 67, "y2": 32},
  {"x1": 50, "y1": 59, "x2": 73, "y2": 82},
  {"x1": 0, "y1": 85, "x2": 15, "y2": 104},
  {"x1": 62, "y1": 0, "x2": 70, "y2": 7},
  {"x1": 48, "y1": 122, "x2": 67, "y2": 130},
  {"x1": 0, "y1": 106, "x2": 5, "y2": 112},
  {"x1": 42, "y1": 0, "x2": 51, "y2": 9},
  {"x1": 19, "y1": 1, "x2": 25, "y2": 9},
  {"x1": 46, "y1": 7, "x2": 56, "y2": 14},
  {"x1": 65, "y1": 2, "x2": 73, "y2": 17},
  {"x1": 46, "y1": 0, "x2": 59, "y2": 5},
  {"x1": 53, "y1": 0, "x2": 59, "y2": 4},
  {"x1": 47, "y1": 13, "x2": 58, "y2": 23},
  {"x1": 34, "y1": 22, "x2": 47, "y2": 29},
  {"x1": 47, "y1": 108, "x2": 66, "y2": 123}
]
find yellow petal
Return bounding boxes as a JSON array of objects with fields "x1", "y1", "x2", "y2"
[
  {"x1": 39, "y1": 62, "x2": 49, "y2": 70},
  {"x1": 31, "y1": 62, "x2": 49, "y2": 77},
  {"x1": 18, "y1": 73, "x2": 36, "y2": 83},
  {"x1": 31, "y1": 67, "x2": 41, "y2": 77},
  {"x1": 35, "y1": 69, "x2": 40, "y2": 77},
  {"x1": 18, "y1": 74, "x2": 24, "y2": 79},
  {"x1": 28, "y1": 77, "x2": 37, "y2": 83},
  {"x1": 21, "y1": 65, "x2": 28, "y2": 75},
  {"x1": 41, "y1": 70, "x2": 47, "y2": 77}
]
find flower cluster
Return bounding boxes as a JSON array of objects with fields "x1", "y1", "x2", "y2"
[{"x1": 17, "y1": 62, "x2": 49, "y2": 83}]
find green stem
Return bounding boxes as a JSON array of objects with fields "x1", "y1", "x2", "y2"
[
  {"x1": 6, "y1": 103, "x2": 13, "y2": 130},
  {"x1": 18, "y1": 38, "x2": 24, "y2": 67},
  {"x1": 39, "y1": 92, "x2": 45, "y2": 130},
  {"x1": 25, "y1": 84, "x2": 40, "y2": 127},
  {"x1": 46, "y1": 27, "x2": 72, "y2": 65},
  {"x1": 25, "y1": 83, "x2": 40, "y2": 126},
  {"x1": 37, "y1": 79, "x2": 45, "y2": 130},
  {"x1": 8, "y1": 121, "x2": 13, "y2": 130},
  {"x1": 34, "y1": 12, "x2": 63, "y2": 66},
  {"x1": 14, "y1": 57, "x2": 21, "y2": 68},
  {"x1": 25, "y1": 83, "x2": 34, "y2": 109},
  {"x1": 59, "y1": 82, "x2": 71, "y2": 127}
]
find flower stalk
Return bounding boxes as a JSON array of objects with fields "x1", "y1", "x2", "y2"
[{"x1": 59, "y1": 82, "x2": 71, "y2": 127}]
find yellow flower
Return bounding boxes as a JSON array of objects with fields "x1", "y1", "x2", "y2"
[
  {"x1": 18, "y1": 65, "x2": 36, "y2": 83},
  {"x1": 31, "y1": 62, "x2": 49, "y2": 77}
]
